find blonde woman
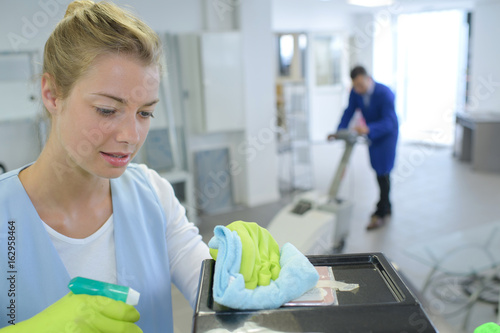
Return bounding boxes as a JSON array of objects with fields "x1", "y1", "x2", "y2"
[{"x1": 0, "y1": 1, "x2": 210, "y2": 332}]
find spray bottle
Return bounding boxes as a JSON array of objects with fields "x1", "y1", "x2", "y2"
[{"x1": 68, "y1": 276, "x2": 140, "y2": 306}]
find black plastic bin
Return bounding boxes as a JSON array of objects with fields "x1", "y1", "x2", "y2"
[{"x1": 192, "y1": 253, "x2": 438, "y2": 333}]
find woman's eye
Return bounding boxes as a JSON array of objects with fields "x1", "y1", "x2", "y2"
[
  {"x1": 139, "y1": 111, "x2": 154, "y2": 118},
  {"x1": 95, "y1": 107, "x2": 116, "y2": 116}
]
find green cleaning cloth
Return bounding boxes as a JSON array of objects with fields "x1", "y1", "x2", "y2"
[
  {"x1": 210, "y1": 221, "x2": 281, "y2": 289},
  {"x1": 475, "y1": 323, "x2": 500, "y2": 333}
]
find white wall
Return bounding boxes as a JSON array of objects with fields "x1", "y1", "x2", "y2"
[
  {"x1": 0, "y1": 0, "x2": 202, "y2": 52},
  {"x1": 0, "y1": 0, "x2": 203, "y2": 121},
  {"x1": 0, "y1": 0, "x2": 60, "y2": 53},
  {"x1": 116, "y1": 0, "x2": 202, "y2": 32},
  {"x1": 272, "y1": 0, "x2": 353, "y2": 32},
  {"x1": 273, "y1": 0, "x2": 355, "y2": 142},
  {"x1": 468, "y1": 0, "x2": 500, "y2": 113},
  {"x1": 240, "y1": 0, "x2": 280, "y2": 206},
  {"x1": 351, "y1": 14, "x2": 375, "y2": 74}
]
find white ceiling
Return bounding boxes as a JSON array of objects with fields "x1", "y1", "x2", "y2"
[{"x1": 311, "y1": 0, "x2": 476, "y2": 13}]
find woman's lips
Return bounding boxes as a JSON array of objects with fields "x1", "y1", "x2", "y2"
[{"x1": 100, "y1": 152, "x2": 132, "y2": 167}]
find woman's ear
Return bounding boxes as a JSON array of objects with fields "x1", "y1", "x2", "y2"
[{"x1": 41, "y1": 73, "x2": 59, "y2": 115}]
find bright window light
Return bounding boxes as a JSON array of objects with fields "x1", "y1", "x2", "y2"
[
  {"x1": 395, "y1": 10, "x2": 465, "y2": 145},
  {"x1": 348, "y1": 0, "x2": 394, "y2": 7}
]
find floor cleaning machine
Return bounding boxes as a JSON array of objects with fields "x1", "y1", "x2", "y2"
[{"x1": 267, "y1": 130, "x2": 367, "y2": 255}]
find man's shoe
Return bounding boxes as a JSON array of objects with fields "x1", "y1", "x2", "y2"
[{"x1": 366, "y1": 214, "x2": 387, "y2": 230}]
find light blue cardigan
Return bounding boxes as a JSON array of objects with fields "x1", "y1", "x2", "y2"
[{"x1": 0, "y1": 164, "x2": 173, "y2": 332}]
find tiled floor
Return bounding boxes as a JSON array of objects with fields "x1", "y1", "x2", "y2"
[{"x1": 172, "y1": 141, "x2": 500, "y2": 333}]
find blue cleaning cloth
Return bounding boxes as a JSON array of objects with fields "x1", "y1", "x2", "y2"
[{"x1": 208, "y1": 225, "x2": 319, "y2": 310}]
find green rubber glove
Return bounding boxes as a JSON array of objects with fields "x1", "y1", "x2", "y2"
[
  {"x1": 210, "y1": 221, "x2": 281, "y2": 289},
  {"x1": 1, "y1": 292, "x2": 141, "y2": 332},
  {"x1": 475, "y1": 323, "x2": 500, "y2": 333}
]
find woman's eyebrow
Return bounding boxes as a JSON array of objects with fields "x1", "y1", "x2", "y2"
[
  {"x1": 91, "y1": 92, "x2": 159, "y2": 107},
  {"x1": 143, "y1": 99, "x2": 160, "y2": 107},
  {"x1": 91, "y1": 92, "x2": 127, "y2": 104}
]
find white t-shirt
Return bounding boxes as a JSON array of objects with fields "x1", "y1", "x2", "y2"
[{"x1": 42, "y1": 164, "x2": 211, "y2": 308}]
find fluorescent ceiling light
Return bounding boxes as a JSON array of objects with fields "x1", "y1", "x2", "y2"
[{"x1": 348, "y1": 0, "x2": 394, "y2": 7}]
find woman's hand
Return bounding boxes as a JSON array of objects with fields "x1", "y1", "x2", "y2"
[{"x1": 1, "y1": 292, "x2": 141, "y2": 332}]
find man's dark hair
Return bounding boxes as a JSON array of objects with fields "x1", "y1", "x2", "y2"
[{"x1": 350, "y1": 66, "x2": 368, "y2": 80}]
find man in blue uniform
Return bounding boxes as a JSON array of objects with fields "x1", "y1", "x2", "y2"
[{"x1": 329, "y1": 66, "x2": 398, "y2": 230}]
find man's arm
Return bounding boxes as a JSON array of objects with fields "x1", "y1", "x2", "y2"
[
  {"x1": 337, "y1": 89, "x2": 357, "y2": 130},
  {"x1": 366, "y1": 88, "x2": 398, "y2": 141}
]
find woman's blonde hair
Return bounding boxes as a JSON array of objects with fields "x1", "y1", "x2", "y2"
[{"x1": 43, "y1": 0, "x2": 162, "y2": 102}]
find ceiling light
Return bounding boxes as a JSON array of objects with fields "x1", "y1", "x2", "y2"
[{"x1": 348, "y1": 0, "x2": 394, "y2": 7}]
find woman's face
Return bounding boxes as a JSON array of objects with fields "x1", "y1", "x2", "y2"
[{"x1": 50, "y1": 54, "x2": 160, "y2": 179}]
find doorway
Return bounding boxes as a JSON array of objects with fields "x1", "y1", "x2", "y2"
[{"x1": 391, "y1": 10, "x2": 469, "y2": 145}]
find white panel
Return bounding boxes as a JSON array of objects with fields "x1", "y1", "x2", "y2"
[
  {"x1": 178, "y1": 34, "x2": 206, "y2": 134},
  {"x1": 0, "y1": 81, "x2": 39, "y2": 121},
  {"x1": 469, "y1": 1, "x2": 500, "y2": 113},
  {"x1": 0, "y1": 118, "x2": 41, "y2": 172},
  {"x1": 272, "y1": 0, "x2": 353, "y2": 31},
  {"x1": 188, "y1": 131, "x2": 246, "y2": 204},
  {"x1": 201, "y1": 0, "x2": 238, "y2": 31},
  {"x1": 309, "y1": 89, "x2": 346, "y2": 142},
  {"x1": 200, "y1": 32, "x2": 244, "y2": 132},
  {"x1": 240, "y1": 0, "x2": 279, "y2": 206},
  {"x1": 307, "y1": 32, "x2": 350, "y2": 143}
]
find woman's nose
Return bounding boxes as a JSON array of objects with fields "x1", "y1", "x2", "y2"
[{"x1": 116, "y1": 113, "x2": 140, "y2": 145}]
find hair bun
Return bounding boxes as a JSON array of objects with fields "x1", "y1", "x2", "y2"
[{"x1": 65, "y1": 0, "x2": 95, "y2": 18}]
